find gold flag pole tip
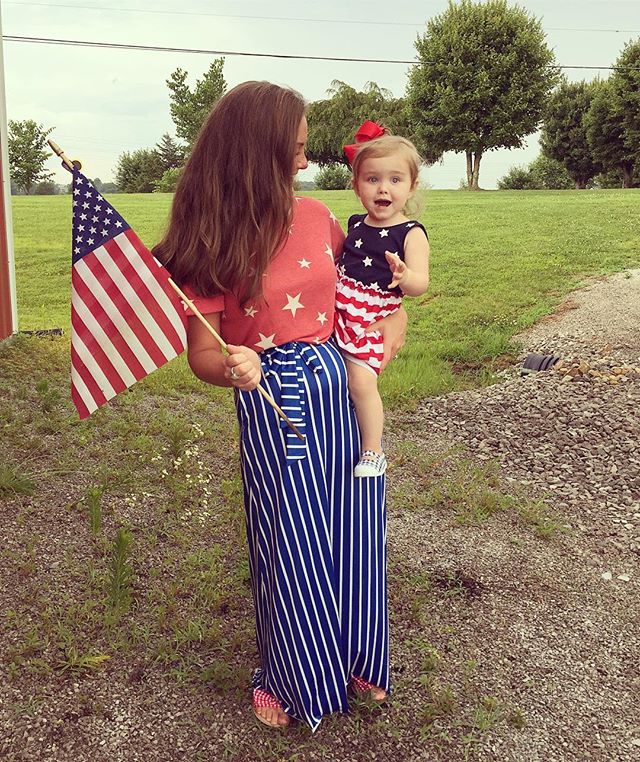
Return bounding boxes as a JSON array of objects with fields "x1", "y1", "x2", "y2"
[{"x1": 47, "y1": 139, "x2": 81, "y2": 172}]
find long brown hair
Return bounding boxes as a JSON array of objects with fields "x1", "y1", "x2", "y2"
[{"x1": 153, "y1": 81, "x2": 305, "y2": 304}]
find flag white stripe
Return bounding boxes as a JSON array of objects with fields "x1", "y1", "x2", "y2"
[
  {"x1": 94, "y1": 245, "x2": 179, "y2": 361},
  {"x1": 71, "y1": 364, "x2": 98, "y2": 415},
  {"x1": 115, "y1": 232, "x2": 187, "y2": 346},
  {"x1": 74, "y1": 258, "x2": 158, "y2": 375},
  {"x1": 71, "y1": 329, "x2": 117, "y2": 400},
  {"x1": 71, "y1": 281, "x2": 139, "y2": 386}
]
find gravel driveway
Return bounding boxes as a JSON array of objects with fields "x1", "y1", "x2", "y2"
[{"x1": 392, "y1": 268, "x2": 640, "y2": 760}]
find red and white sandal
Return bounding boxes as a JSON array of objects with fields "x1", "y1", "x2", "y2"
[
  {"x1": 350, "y1": 674, "x2": 387, "y2": 701},
  {"x1": 253, "y1": 687, "x2": 290, "y2": 727}
]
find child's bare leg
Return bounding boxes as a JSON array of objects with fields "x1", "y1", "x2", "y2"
[{"x1": 346, "y1": 360, "x2": 384, "y2": 453}]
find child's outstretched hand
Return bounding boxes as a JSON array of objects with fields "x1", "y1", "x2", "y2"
[{"x1": 385, "y1": 251, "x2": 408, "y2": 290}]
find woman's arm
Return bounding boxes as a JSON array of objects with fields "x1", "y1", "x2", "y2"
[
  {"x1": 187, "y1": 313, "x2": 262, "y2": 391},
  {"x1": 365, "y1": 306, "x2": 408, "y2": 371}
]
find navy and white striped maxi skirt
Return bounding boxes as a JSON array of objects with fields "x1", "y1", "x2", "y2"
[{"x1": 235, "y1": 339, "x2": 389, "y2": 730}]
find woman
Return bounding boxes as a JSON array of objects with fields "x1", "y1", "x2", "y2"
[{"x1": 154, "y1": 81, "x2": 406, "y2": 730}]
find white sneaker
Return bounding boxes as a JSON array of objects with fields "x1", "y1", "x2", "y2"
[{"x1": 354, "y1": 450, "x2": 387, "y2": 478}]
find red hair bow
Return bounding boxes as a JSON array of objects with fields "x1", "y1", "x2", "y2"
[{"x1": 343, "y1": 120, "x2": 386, "y2": 164}]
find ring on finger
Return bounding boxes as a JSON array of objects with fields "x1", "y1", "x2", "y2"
[{"x1": 230, "y1": 367, "x2": 239, "y2": 380}]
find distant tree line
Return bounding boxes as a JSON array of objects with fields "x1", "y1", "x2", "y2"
[
  {"x1": 8, "y1": 0, "x2": 639, "y2": 194},
  {"x1": 500, "y1": 39, "x2": 640, "y2": 190}
]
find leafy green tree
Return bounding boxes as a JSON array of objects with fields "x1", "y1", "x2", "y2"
[
  {"x1": 585, "y1": 79, "x2": 636, "y2": 188},
  {"x1": 306, "y1": 81, "x2": 413, "y2": 167},
  {"x1": 315, "y1": 164, "x2": 352, "y2": 190},
  {"x1": 155, "y1": 133, "x2": 186, "y2": 173},
  {"x1": 612, "y1": 39, "x2": 640, "y2": 161},
  {"x1": 541, "y1": 79, "x2": 602, "y2": 189},
  {"x1": 166, "y1": 60, "x2": 226, "y2": 147},
  {"x1": 7, "y1": 119, "x2": 54, "y2": 194},
  {"x1": 407, "y1": 0, "x2": 558, "y2": 189},
  {"x1": 115, "y1": 149, "x2": 164, "y2": 193}
]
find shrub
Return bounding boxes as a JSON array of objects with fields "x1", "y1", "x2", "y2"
[
  {"x1": 498, "y1": 155, "x2": 573, "y2": 190},
  {"x1": 153, "y1": 167, "x2": 183, "y2": 193},
  {"x1": 315, "y1": 164, "x2": 351, "y2": 190}
]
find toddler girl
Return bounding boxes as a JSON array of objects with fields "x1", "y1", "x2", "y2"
[{"x1": 334, "y1": 121, "x2": 430, "y2": 477}]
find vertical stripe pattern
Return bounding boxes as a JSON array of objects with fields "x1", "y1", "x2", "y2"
[{"x1": 235, "y1": 340, "x2": 389, "y2": 731}]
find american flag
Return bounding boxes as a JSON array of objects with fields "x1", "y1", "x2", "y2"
[{"x1": 70, "y1": 171, "x2": 187, "y2": 419}]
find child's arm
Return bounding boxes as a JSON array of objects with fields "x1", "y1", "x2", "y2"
[{"x1": 385, "y1": 227, "x2": 430, "y2": 296}]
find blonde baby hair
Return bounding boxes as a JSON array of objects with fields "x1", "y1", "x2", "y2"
[{"x1": 351, "y1": 134, "x2": 423, "y2": 216}]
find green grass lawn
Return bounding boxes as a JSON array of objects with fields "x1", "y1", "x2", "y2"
[
  {"x1": 3, "y1": 189, "x2": 639, "y2": 759},
  {"x1": 11, "y1": 188, "x2": 640, "y2": 404}
]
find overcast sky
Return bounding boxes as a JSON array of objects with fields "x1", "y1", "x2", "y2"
[{"x1": 2, "y1": 0, "x2": 639, "y2": 189}]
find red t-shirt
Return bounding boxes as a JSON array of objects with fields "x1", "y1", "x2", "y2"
[{"x1": 184, "y1": 197, "x2": 345, "y2": 351}]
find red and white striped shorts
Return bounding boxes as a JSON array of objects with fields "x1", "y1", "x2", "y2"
[{"x1": 334, "y1": 272, "x2": 402, "y2": 375}]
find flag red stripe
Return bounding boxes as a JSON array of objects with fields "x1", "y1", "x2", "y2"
[
  {"x1": 71, "y1": 309, "x2": 128, "y2": 395},
  {"x1": 72, "y1": 268, "x2": 149, "y2": 382},
  {"x1": 81, "y1": 253, "x2": 169, "y2": 369},
  {"x1": 123, "y1": 228, "x2": 186, "y2": 352},
  {"x1": 70, "y1": 341, "x2": 109, "y2": 410},
  {"x1": 105, "y1": 234, "x2": 185, "y2": 355},
  {"x1": 70, "y1": 378, "x2": 91, "y2": 420}
]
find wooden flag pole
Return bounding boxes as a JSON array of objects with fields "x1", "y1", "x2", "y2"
[
  {"x1": 168, "y1": 278, "x2": 305, "y2": 442},
  {"x1": 47, "y1": 139, "x2": 79, "y2": 173}
]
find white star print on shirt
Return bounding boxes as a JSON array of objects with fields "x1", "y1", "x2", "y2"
[
  {"x1": 363, "y1": 257, "x2": 373, "y2": 267},
  {"x1": 283, "y1": 292, "x2": 305, "y2": 318},
  {"x1": 324, "y1": 243, "x2": 333, "y2": 259},
  {"x1": 353, "y1": 221, "x2": 362, "y2": 227},
  {"x1": 244, "y1": 306, "x2": 258, "y2": 318},
  {"x1": 379, "y1": 229, "x2": 389, "y2": 238},
  {"x1": 298, "y1": 259, "x2": 311, "y2": 269},
  {"x1": 406, "y1": 222, "x2": 415, "y2": 227},
  {"x1": 316, "y1": 311, "x2": 328, "y2": 325},
  {"x1": 255, "y1": 333, "x2": 277, "y2": 350},
  {"x1": 329, "y1": 211, "x2": 337, "y2": 222},
  {"x1": 354, "y1": 239, "x2": 363, "y2": 249}
]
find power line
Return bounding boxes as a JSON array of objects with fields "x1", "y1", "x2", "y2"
[
  {"x1": 4, "y1": 35, "x2": 640, "y2": 71},
  {"x1": 3, "y1": 35, "x2": 417, "y2": 63},
  {"x1": 4, "y1": 1, "x2": 640, "y2": 34}
]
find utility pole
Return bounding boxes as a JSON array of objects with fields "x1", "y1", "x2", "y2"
[{"x1": 0, "y1": 7, "x2": 17, "y2": 341}]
